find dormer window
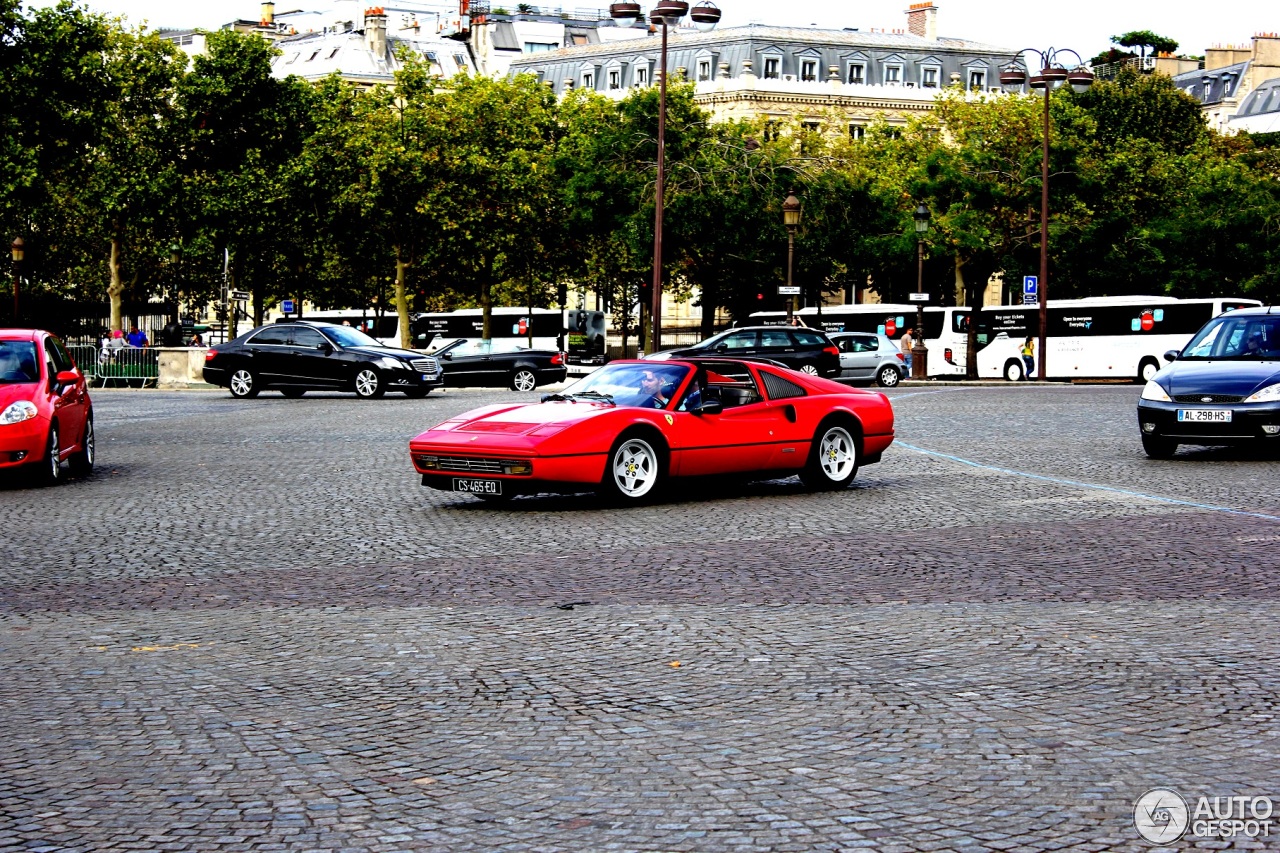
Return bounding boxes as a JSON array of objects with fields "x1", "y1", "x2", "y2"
[
  {"x1": 884, "y1": 64, "x2": 902, "y2": 85},
  {"x1": 582, "y1": 71, "x2": 594, "y2": 89},
  {"x1": 801, "y1": 60, "x2": 817, "y2": 82},
  {"x1": 608, "y1": 69, "x2": 620, "y2": 89},
  {"x1": 922, "y1": 67, "x2": 939, "y2": 88},
  {"x1": 968, "y1": 70, "x2": 986, "y2": 90},
  {"x1": 698, "y1": 59, "x2": 711, "y2": 81},
  {"x1": 847, "y1": 63, "x2": 864, "y2": 84},
  {"x1": 763, "y1": 56, "x2": 780, "y2": 79},
  {"x1": 635, "y1": 64, "x2": 649, "y2": 86}
]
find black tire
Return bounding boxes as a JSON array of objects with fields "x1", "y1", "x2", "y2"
[
  {"x1": 402, "y1": 387, "x2": 430, "y2": 398},
  {"x1": 39, "y1": 423, "x2": 63, "y2": 486},
  {"x1": 229, "y1": 368, "x2": 259, "y2": 398},
  {"x1": 511, "y1": 369, "x2": 538, "y2": 392},
  {"x1": 1142, "y1": 435, "x2": 1178, "y2": 459},
  {"x1": 354, "y1": 366, "x2": 385, "y2": 399},
  {"x1": 876, "y1": 365, "x2": 901, "y2": 387},
  {"x1": 1137, "y1": 358, "x2": 1160, "y2": 384},
  {"x1": 799, "y1": 420, "x2": 859, "y2": 491},
  {"x1": 69, "y1": 412, "x2": 94, "y2": 477},
  {"x1": 1004, "y1": 359, "x2": 1024, "y2": 382},
  {"x1": 280, "y1": 388, "x2": 306, "y2": 398},
  {"x1": 598, "y1": 432, "x2": 665, "y2": 503}
]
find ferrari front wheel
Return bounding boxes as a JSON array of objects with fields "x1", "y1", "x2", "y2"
[
  {"x1": 600, "y1": 434, "x2": 663, "y2": 502},
  {"x1": 800, "y1": 422, "x2": 859, "y2": 491}
]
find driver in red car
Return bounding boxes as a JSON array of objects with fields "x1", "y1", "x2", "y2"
[{"x1": 633, "y1": 370, "x2": 670, "y2": 408}]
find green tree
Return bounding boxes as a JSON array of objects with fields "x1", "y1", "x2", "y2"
[{"x1": 1112, "y1": 30, "x2": 1179, "y2": 60}]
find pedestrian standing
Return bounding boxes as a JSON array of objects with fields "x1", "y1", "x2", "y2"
[
  {"x1": 900, "y1": 327, "x2": 914, "y2": 375},
  {"x1": 1021, "y1": 336, "x2": 1035, "y2": 380}
]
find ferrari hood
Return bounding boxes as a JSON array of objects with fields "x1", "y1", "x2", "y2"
[{"x1": 439, "y1": 401, "x2": 612, "y2": 435}]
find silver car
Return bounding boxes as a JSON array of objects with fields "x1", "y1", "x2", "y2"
[{"x1": 830, "y1": 332, "x2": 907, "y2": 386}]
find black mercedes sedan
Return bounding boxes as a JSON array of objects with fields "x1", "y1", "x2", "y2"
[
  {"x1": 642, "y1": 325, "x2": 841, "y2": 378},
  {"x1": 430, "y1": 338, "x2": 567, "y2": 390},
  {"x1": 203, "y1": 321, "x2": 444, "y2": 399},
  {"x1": 1137, "y1": 306, "x2": 1280, "y2": 457}
]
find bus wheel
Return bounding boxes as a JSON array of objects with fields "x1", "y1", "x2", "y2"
[
  {"x1": 1137, "y1": 358, "x2": 1160, "y2": 383},
  {"x1": 1004, "y1": 360, "x2": 1024, "y2": 382}
]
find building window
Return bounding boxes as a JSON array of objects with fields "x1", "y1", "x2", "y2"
[
  {"x1": 968, "y1": 70, "x2": 986, "y2": 90},
  {"x1": 763, "y1": 57, "x2": 780, "y2": 79},
  {"x1": 571, "y1": 34, "x2": 588, "y2": 45},
  {"x1": 922, "y1": 67, "x2": 938, "y2": 88},
  {"x1": 454, "y1": 54, "x2": 467, "y2": 69},
  {"x1": 802, "y1": 120, "x2": 821, "y2": 132},
  {"x1": 608, "y1": 69, "x2": 620, "y2": 89},
  {"x1": 885, "y1": 64, "x2": 902, "y2": 85},
  {"x1": 847, "y1": 63, "x2": 864, "y2": 84},
  {"x1": 635, "y1": 65, "x2": 648, "y2": 86},
  {"x1": 523, "y1": 42, "x2": 556, "y2": 53},
  {"x1": 801, "y1": 60, "x2": 817, "y2": 82},
  {"x1": 307, "y1": 50, "x2": 320, "y2": 62},
  {"x1": 698, "y1": 59, "x2": 711, "y2": 81},
  {"x1": 285, "y1": 52, "x2": 299, "y2": 64},
  {"x1": 582, "y1": 71, "x2": 594, "y2": 89},
  {"x1": 849, "y1": 123, "x2": 866, "y2": 140},
  {"x1": 328, "y1": 47, "x2": 340, "y2": 59}
]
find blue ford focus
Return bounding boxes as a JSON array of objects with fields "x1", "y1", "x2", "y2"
[{"x1": 1137, "y1": 306, "x2": 1280, "y2": 458}]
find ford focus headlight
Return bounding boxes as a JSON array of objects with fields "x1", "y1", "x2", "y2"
[
  {"x1": 1140, "y1": 381, "x2": 1171, "y2": 402},
  {"x1": 1244, "y1": 383, "x2": 1280, "y2": 404},
  {"x1": 1, "y1": 401, "x2": 38, "y2": 424}
]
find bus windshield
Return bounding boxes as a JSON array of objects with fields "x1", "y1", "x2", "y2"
[{"x1": 1181, "y1": 315, "x2": 1280, "y2": 360}]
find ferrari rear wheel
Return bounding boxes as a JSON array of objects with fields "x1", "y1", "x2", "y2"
[
  {"x1": 601, "y1": 434, "x2": 663, "y2": 502},
  {"x1": 800, "y1": 422, "x2": 859, "y2": 491}
]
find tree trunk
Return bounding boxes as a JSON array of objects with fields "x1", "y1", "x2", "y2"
[
  {"x1": 107, "y1": 234, "x2": 125, "y2": 332},
  {"x1": 480, "y1": 255, "x2": 492, "y2": 340},
  {"x1": 395, "y1": 245, "x2": 411, "y2": 348}
]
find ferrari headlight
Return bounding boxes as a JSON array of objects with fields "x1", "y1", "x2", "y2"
[
  {"x1": 1244, "y1": 383, "x2": 1280, "y2": 404},
  {"x1": 1, "y1": 401, "x2": 38, "y2": 424},
  {"x1": 1140, "y1": 381, "x2": 1171, "y2": 402}
]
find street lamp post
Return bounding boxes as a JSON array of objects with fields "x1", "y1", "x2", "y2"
[
  {"x1": 782, "y1": 192, "x2": 801, "y2": 322},
  {"x1": 1000, "y1": 48, "x2": 1093, "y2": 381},
  {"x1": 610, "y1": 1, "x2": 720, "y2": 353},
  {"x1": 912, "y1": 204, "x2": 930, "y2": 380},
  {"x1": 10, "y1": 237, "x2": 23, "y2": 325}
]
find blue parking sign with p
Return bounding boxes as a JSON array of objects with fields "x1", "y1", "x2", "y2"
[{"x1": 1023, "y1": 276, "x2": 1037, "y2": 296}]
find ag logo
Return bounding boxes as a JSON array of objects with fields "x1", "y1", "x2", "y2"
[{"x1": 1134, "y1": 788, "x2": 1189, "y2": 844}]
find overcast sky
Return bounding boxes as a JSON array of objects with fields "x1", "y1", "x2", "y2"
[{"x1": 66, "y1": 0, "x2": 1277, "y2": 60}]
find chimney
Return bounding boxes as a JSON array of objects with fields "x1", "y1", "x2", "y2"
[
  {"x1": 260, "y1": 2, "x2": 274, "y2": 25},
  {"x1": 905, "y1": 2, "x2": 937, "y2": 40},
  {"x1": 365, "y1": 7, "x2": 388, "y2": 57}
]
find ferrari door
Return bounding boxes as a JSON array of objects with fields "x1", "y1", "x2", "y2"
[{"x1": 667, "y1": 364, "x2": 778, "y2": 476}]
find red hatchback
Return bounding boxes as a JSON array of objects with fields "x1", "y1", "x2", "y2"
[{"x1": 0, "y1": 329, "x2": 94, "y2": 484}]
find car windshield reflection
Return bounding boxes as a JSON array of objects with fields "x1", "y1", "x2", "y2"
[
  {"x1": 0, "y1": 341, "x2": 39, "y2": 383},
  {"x1": 552, "y1": 362, "x2": 690, "y2": 408},
  {"x1": 320, "y1": 325, "x2": 382, "y2": 348},
  {"x1": 1181, "y1": 315, "x2": 1280, "y2": 360}
]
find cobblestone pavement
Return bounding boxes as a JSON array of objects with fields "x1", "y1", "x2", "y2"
[{"x1": 2, "y1": 385, "x2": 1277, "y2": 852}]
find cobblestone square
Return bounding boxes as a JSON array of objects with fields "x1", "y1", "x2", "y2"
[{"x1": 2, "y1": 384, "x2": 1277, "y2": 851}]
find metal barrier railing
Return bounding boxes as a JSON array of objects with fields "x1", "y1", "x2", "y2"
[
  {"x1": 93, "y1": 346, "x2": 160, "y2": 388},
  {"x1": 66, "y1": 345, "x2": 99, "y2": 374}
]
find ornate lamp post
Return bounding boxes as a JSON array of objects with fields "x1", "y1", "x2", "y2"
[
  {"x1": 782, "y1": 191, "x2": 801, "y2": 322},
  {"x1": 10, "y1": 237, "x2": 23, "y2": 325},
  {"x1": 610, "y1": 1, "x2": 721, "y2": 353},
  {"x1": 912, "y1": 203, "x2": 930, "y2": 379},
  {"x1": 1000, "y1": 48, "x2": 1093, "y2": 380}
]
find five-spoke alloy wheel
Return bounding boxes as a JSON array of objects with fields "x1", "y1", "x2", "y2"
[
  {"x1": 800, "y1": 422, "x2": 859, "y2": 490},
  {"x1": 601, "y1": 435, "x2": 662, "y2": 502}
]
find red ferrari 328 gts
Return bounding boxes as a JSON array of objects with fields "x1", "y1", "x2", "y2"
[{"x1": 409, "y1": 358, "x2": 894, "y2": 503}]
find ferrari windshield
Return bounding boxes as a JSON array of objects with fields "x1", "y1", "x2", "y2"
[
  {"x1": 556, "y1": 362, "x2": 690, "y2": 407},
  {"x1": 1181, "y1": 315, "x2": 1280, "y2": 360},
  {"x1": 0, "y1": 341, "x2": 39, "y2": 383}
]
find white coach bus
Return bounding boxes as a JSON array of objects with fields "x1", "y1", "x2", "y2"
[{"x1": 974, "y1": 296, "x2": 1262, "y2": 382}]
